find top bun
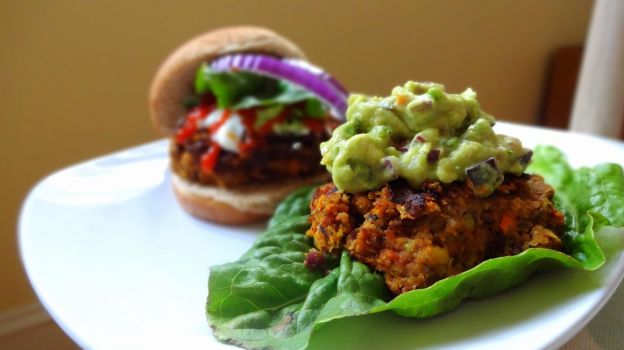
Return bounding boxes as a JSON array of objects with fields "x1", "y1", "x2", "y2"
[{"x1": 149, "y1": 26, "x2": 307, "y2": 135}]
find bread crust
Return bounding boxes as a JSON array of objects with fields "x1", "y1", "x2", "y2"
[
  {"x1": 149, "y1": 26, "x2": 306, "y2": 135},
  {"x1": 171, "y1": 173, "x2": 328, "y2": 224}
]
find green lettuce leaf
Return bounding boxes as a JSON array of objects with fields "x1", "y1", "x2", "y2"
[
  {"x1": 207, "y1": 145, "x2": 624, "y2": 349},
  {"x1": 207, "y1": 208, "x2": 388, "y2": 350},
  {"x1": 268, "y1": 186, "x2": 317, "y2": 228},
  {"x1": 194, "y1": 63, "x2": 324, "y2": 111},
  {"x1": 528, "y1": 145, "x2": 624, "y2": 268}
]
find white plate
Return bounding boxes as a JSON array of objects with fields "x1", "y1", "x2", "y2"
[{"x1": 19, "y1": 122, "x2": 624, "y2": 350}]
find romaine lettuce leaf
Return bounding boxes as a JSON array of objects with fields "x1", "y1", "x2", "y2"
[{"x1": 207, "y1": 145, "x2": 624, "y2": 350}]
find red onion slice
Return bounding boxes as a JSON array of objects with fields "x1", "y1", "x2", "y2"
[{"x1": 210, "y1": 54, "x2": 348, "y2": 120}]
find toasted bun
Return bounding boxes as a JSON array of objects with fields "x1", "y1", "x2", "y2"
[
  {"x1": 149, "y1": 26, "x2": 306, "y2": 135},
  {"x1": 171, "y1": 173, "x2": 328, "y2": 225}
]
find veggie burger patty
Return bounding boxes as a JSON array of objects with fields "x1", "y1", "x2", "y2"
[
  {"x1": 307, "y1": 174, "x2": 564, "y2": 294},
  {"x1": 171, "y1": 102, "x2": 335, "y2": 188}
]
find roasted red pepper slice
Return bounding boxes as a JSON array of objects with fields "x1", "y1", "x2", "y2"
[
  {"x1": 200, "y1": 144, "x2": 221, "y2": 173},
  {"x1": 175, "y1": 104, "x2": 213, "y2": 144},
  {"x1": 237, "y1": 109, "x2": 260, "y2": 154}
]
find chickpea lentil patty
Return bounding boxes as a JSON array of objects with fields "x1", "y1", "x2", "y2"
[{"x1": 306, "y1": 174, "x2": 565, "y2": 294}]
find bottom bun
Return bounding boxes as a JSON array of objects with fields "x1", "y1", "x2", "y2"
[{"x1": 171, "y1": 173, "x2": 329, "y2": 225}]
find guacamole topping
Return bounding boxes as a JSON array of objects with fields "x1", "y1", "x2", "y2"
[{"x1": 320, "y1": 81, "x2": 531, "y2": 195}]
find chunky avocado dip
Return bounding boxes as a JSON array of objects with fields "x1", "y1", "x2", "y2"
[{"x1": 320, "y1": 81, "x2": 531, "y2": 195}]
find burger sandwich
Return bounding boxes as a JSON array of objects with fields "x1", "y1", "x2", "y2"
[{"x1": 149, "y1": 26, "x2": 347, "y2": 224}]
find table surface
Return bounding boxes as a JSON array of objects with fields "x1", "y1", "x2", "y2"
[{"x1": 19, "y1": 122, "x2": 624, "y2": 349}]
